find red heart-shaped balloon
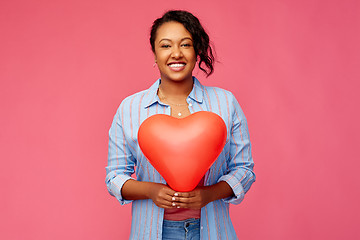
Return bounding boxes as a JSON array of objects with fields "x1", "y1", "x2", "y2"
[{"x1": 138, "y1": 111, "x2": 227, "y2": 192}]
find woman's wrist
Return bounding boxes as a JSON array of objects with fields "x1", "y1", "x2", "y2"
[
  {"x1": 146, "y1": 182, "x2": 163, "y2": 199},
  {"x1": 122, "y1": 179, "x2": 157, "y2": 200},
  {"x1": 205, "y1": 181, "x2": 234, "y2": 202}
]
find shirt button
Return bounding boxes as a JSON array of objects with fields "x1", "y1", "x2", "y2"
[
  {"x1": 201, "y1": 226, "x2": 203, "y2": 230},
  {"x1": 189, "y1": 103, "x2": 193, "y2": 107}
]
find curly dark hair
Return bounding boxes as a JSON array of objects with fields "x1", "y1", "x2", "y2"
[{"x1": 150, "y1": 10, "x2": 215, "y2": 77}]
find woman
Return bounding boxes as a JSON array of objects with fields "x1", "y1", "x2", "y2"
[{"x1": 106, "y1": 10, "x2": 255, "y2": 240}]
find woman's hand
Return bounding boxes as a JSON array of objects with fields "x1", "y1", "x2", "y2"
[
  {"x1": 171, "y1": 181, "x2": 234, "y2": 209},
  {"x1": 147, "y1": 183, "x2": 178, "y2": 209},
  {"x1": 171, "y1": 187, "x2": 213, "y2": 209},
  {"x1": 121, "y1": 180, "x2": 176, "y2": 209}
]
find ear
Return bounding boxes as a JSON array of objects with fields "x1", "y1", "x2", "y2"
[{"x1": 153, "y1": 54, "x2": 157, "y2": 67}]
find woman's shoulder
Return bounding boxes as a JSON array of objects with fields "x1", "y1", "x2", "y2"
[
  {"x1": 200, "y1": 83, "x2": 237, "y2": 102},
  {"x1": 120, "y1": 80, "x2": 159, "y2": 106},
  {"x1": 195, "y1": 78, "x2": 232, "y2": 97},
  {"x1": 121, "y1": 89, "x2": 148, "y2": 104},
  {"x1": 116, "y1": 82, "x2": 159, "y2": 114},
  {"x1": 198, "y1": 81, "x2": 244, "y2": 115}
]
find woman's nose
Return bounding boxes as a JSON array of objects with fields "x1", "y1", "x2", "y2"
[{"x1": 171, "y1": 46, "x2": 183, "y2": 58}]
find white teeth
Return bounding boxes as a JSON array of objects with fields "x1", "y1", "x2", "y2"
[{"x1": 169, "y1": 63, "x2": 185, "y2": 68}]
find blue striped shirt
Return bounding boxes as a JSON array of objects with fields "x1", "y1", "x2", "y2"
[{"x1": 106, "y1": 77, "x2": 255, "y2": 239}]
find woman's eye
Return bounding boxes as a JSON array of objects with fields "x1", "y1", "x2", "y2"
[
  {"x1": 161, "y1": 45, "x2": 171, "y2": 48},
  {"x1": 181, "y1": 43, "x2": 191, "y2": 47}
]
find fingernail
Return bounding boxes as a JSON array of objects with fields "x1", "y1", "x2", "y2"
[
  {"x1": 172, "y1": 197, "x2": 176, "y2": 201},
  {"x1": 174, "y1": 193, "x2": 179, "y2": 196},
  {"x1": 172, "y1": 202, "x2": 176, "y2": 206},
  {"x1": 177, "y1": 206, "x2": 180, "y2": 208}
]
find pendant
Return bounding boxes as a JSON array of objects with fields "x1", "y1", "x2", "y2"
[{"x1": 178, "y1": 112, "x2": 182, "y2": 116}]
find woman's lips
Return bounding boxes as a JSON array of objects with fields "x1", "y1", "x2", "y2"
[{"x1": 168, "y1": 63, "x2": 186, "y2": 71}]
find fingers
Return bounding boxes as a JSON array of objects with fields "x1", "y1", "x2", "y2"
[
  {"x1": 163, "y1": 185, "x2": 177, "y2": 196},
  {"x1": 174, "y1": 191, "x2": 196, "y2": 198},
  {"x1": 169, "y1": 190, "x2": 202, "y2": 209},
  {"x1": 151, "y1": 186, "x2": 205, "y2": 209},
  {"x1": 173, "y1": 190, "x2": 198, "y2": 201},
  {"x1": 152, "y1": 184, "x2": 180, "y2": 209},
  {"x1": 171, "y1": 199, "x2": 201, "y2": 209}
]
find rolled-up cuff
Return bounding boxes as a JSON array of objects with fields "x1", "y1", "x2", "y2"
[
  {"x1": 217, "y1": 175, "x2": 245, "y2": 205},
  {"x1": 107, "y1": 175, "x2": 134, "y2": 205}
]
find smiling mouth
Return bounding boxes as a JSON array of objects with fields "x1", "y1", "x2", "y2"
[
  {"x1": 168, "y1": 62, "x2": 186, "y2": 71},
  {"x1": 168, "y1": 63, "x2": 185, "y2": 67}
]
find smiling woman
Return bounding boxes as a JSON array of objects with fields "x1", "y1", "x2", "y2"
[
  {"x1": 153, "y1": 21, "x2": 197, "y2": 117},
  {"x1": 154, "y1": 21, "x2": 197, "y2": 85},
  {"x1": 105, "y1": 10, "x2": 255, "y2": 240}
]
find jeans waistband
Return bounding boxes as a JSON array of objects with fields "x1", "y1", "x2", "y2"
[{"x1": 163, "y1": 218, "x2": 200, "y2": 228}]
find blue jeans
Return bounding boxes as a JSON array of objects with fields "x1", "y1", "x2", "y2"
[{"x1": 162, "y1": 218, "x2": 200, "y2": 240}]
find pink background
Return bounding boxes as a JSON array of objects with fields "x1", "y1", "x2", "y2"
[{"x1": 1, "y1": 0, "x2": 359, "y2": 239}]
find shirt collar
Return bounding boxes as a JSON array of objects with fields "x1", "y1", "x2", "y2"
[
  {"x1": 144, "y1": 76, "x2": 204, "y2": 108},
  {"x1": 143, "y1": 79, "x2": 161, "y2": 108},
  {"x1": 189, "y1": 76, "x2": 204, "y2": 104}
]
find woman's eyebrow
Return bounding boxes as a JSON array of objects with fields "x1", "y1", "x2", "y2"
[
  {"x1": 159, "y1": 38, "x2": 171, "y2": 43},
  {"x1": 159, "y1": 37, "x2": 193, "y2": 43},
  {"x1": 181, "y1": 37, "x2": 193, "y2": 42}
]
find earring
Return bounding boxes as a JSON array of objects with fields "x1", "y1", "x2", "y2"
[{"x1": 153, "y1": 61, "x2": 157, "y2": 68}]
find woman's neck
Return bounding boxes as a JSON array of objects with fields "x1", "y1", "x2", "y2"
[{"x1": 158, "y1": 77, "x2": 193, "y2": 99}]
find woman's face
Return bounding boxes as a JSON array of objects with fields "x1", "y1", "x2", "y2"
[{"x1": 154, "y1": 21, "x2": 197, "y2": 83}]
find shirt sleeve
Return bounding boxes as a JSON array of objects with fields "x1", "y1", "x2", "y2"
[
  {"x1": 218, "y1": 93, "x2": 256, "y2": 205},
  {"x1": 105, "y1": 102, "x2": 136, "y2": 205}
]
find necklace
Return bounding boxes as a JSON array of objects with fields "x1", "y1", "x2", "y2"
[{"x1": 158, "y1": 87, "x2": 189, "y2": 117}]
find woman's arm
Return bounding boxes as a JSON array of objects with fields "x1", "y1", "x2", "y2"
[
  {"x1": 106, "y1": 103, "x2": 136, "y2": 205},
  {"x1": 216, "y1": 94, "x2": 255, "y2": 205},
  {"x1": 171, "y1": 94, "x2": 255, "y2": 209},
  {"x1": 107, "y1": 102, "x2": 179, "y2": 209},
  {"x1": 121, "y1": 179, "x2": 178, "y2": 209}
]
